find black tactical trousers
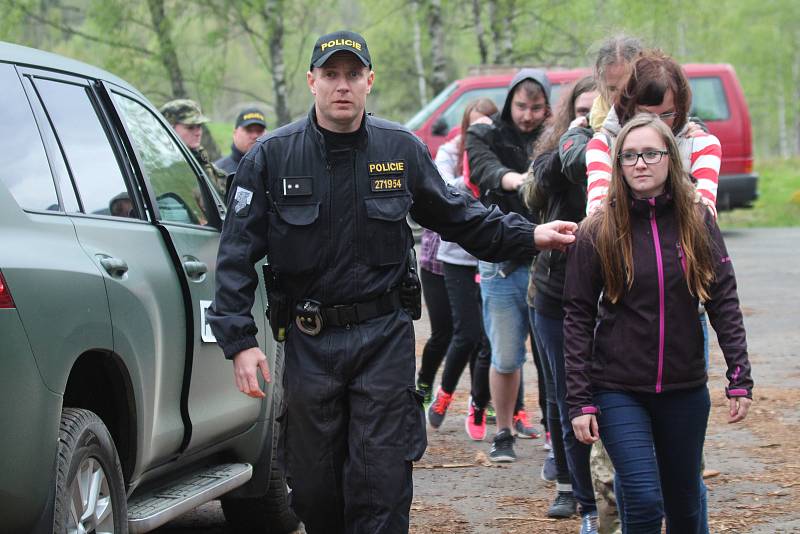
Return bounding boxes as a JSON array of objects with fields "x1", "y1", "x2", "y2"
[{"x1": 283, "y1": 309, "x2": 427, "y2": 534}]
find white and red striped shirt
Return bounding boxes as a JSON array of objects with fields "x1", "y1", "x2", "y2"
[{"x1": 585, "y1": 117, "x2": 722, "y2": 218}]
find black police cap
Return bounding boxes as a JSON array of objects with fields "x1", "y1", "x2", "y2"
[
  {"x1": 235, "y1": 108, "x2": 267, "y2": 129},
  {"x1": 309, "y1": 30, "x2": 371, "y2": 70}
]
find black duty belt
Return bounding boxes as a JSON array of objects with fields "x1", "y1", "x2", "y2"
[{"x1": 295, "y1": 289, "x2": 402, "y2": 335}]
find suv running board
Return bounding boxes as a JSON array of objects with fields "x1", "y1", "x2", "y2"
[{"x1": 127, "y1": 463, "x2": 252, "y2": 533}]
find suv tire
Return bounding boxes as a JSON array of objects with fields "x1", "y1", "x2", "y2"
[
  {"x1": 221, "y1": 422, "x2": 300, "y2": 534},
  {"x1": 54, "y1": 408, "x2": 128, "y2": 534}
]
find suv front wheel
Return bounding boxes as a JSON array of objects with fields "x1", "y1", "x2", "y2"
[{"x1": 54, "y1": 408, "x2": 128, "y2": 534}]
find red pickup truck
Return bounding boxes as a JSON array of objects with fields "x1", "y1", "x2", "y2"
[{"x1": 407, "y1": 64, "x2": 757, "y2": 210}]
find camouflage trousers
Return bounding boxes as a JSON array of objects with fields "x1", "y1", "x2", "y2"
[{"x1": 590, "y1": 440, "x2": 621, "y2": 534}]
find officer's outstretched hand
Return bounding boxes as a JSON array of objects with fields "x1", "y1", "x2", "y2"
[
  {"x1": 533, "y1": 220, "x2": 578, "y2": 252},
  {"x1": 232, "y1": 347, "x2": 271, "y2": 398}
]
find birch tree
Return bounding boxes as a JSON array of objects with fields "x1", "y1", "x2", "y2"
[{"x1": 428, "y1": 0, "x2": 447, "y2": 94}]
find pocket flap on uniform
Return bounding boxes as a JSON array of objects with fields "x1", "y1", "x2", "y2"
[
  {"x1": 276, "y1": 202, "x2": 319, "y2": 226},
  {"x1": 364, "y1": 195, "x2": 411, "y2": 222}
]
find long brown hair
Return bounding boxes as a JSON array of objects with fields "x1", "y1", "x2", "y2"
[
  {"x1": 456, "y1": 98, "x2": 498, "y2": 176},
  {"x1": 583, "y1": 114, "x2": 715, "y2": 303},
  {"x1": 533, "y1": 75, "x2": 597, "y2": 158},
  {"x1": 616, "y1": 50, "x2": 692, "y2": 135}
]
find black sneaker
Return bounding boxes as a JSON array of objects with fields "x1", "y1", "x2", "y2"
[
  {"x1": 489, "y1": 428, "x2": 516, "y2": 462},
  {"x1": 547, "y1": 491, "x2": 577, "y2": 518}
]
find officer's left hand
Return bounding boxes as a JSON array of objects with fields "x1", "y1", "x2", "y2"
[{"x1": 534, "y1": 220, "x2": 578, "y2": 252}]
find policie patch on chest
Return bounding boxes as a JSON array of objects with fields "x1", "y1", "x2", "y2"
[{"x1": 368, "y1": 160, "x2": 406, "y2": 192}]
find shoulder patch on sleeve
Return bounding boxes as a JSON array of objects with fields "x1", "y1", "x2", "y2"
[{"x1": 234, "y1": 186, "x2": 254, "y2": 217}]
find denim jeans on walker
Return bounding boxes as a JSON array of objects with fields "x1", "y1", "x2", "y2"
[
  {"x1": 478, "y1": 261, "x2": 529, "y2": 373},
  {"x1": 534, "y1": 310, "x2": 597, "y2": 514},
  {"x1": 597, "y1": 386, "x2": 710, "y2": 534}
]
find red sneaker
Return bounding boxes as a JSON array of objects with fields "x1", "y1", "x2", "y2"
[
  {"x1": 427, "y1": 387, "x2": 454, "y2": 429},
  {"x1": 464, "y1": 401, "x2": 487, "y2": 441},
  {"x1": 512, "y1": 409, "x2": 541, "y2": 439}
]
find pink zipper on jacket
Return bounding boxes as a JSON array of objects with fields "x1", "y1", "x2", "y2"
[{"x1": 649, "y1": 198, "x2": 666, "y2": 393}]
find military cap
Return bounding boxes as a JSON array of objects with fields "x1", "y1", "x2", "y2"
[
  {"x1": 310, "y1": 30, "x2": 371, "y2": 70},
  {"x1": 159, "y1": 99, "x2": 210, "y2": 126}
]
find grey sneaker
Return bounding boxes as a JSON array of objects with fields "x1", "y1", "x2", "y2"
[
  {"x1": 547, "y1": 491, "x2": 577, "y2": 518},
  {"x1": 489, "y1": 428, "x2": 516, "y2": 462},
  {"x1": 540, "y1": 450, "x2": 557, "y2": 482},
  {"x1": 579, "y1": 511, "x2": 599, "y2": 534}
]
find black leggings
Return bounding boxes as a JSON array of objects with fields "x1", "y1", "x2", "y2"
[
  {"x1": 439, "y1": 263, "x2": 490, "y2": 407},
  {"x1": 417, "y1": 268, "x2": 452, "y2": 387}
]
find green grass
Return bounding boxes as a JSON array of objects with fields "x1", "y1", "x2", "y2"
[{"x1": 718, "y1": 158, "x2": 800, "y2": 228}]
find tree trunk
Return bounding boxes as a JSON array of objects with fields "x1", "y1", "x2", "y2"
[
  {"x1": 488, "y1": 0, "x2": 501, "y2": 64},
  {"x1": 411, "y1": 0, "x2": 427, "y2": 106},
  {"x1": 263, "y1": 0, "x2": 290, "y2": 126},
  {"x1": 146, "y1": 0, "x2": 187, "y2": 99},
  {"x1": 793, "y1": 31, "x2": 800, "y2": 156},
  {"x1": 777, "y1": 72, "x2": 789, "y2": 159},
  {"x1": 472, "y1": 0, "x2": 488, "y2": 65},
  {"x1": 499, "y1": 0, "x2": 515, "y2": 65},
  {"x1": 146, "y1": 0, "x2": 219, "y2": 159},
  {"x1": 428, "y1": 0, "x2": 447, "y2": 95}
]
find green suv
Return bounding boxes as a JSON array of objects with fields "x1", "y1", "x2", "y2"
[{"x1": 0, "y1": 42, "x2": 295, "y2": 533}]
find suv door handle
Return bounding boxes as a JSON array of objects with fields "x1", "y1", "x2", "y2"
[
  {"x1": 183, "y1": 260, "x2": 208, "y2": 280},
  {"x1": 99, "y1": 256, "x2": 128, "y2": 277}
]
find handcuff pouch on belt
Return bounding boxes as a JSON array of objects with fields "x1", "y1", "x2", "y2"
[
  {"x1": 295, "y1": 300, "x2": 324, "y2": 336},
  {"x1": 262, "y1": 263, "x2": 290, "y2": 342}
]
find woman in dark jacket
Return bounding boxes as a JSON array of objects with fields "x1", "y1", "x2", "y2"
[{"x1": 563, "y1": 113, "x2": 753, "y2": 533}]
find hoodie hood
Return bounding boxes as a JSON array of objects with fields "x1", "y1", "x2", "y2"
[{"x1": 500, "y1": 68, "x2": 552, "y2": 123}]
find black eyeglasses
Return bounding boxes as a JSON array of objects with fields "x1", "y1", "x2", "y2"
[{"x1": 619, "y1": 150, "x2": 668, "y2": 166}]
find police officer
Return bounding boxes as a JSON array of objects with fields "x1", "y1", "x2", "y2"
[
  {"x1": 208, "y1": 30, "x2": 577, "y2": 534},
  {"x1": 160, "y1": 98, "x2": 228, "y2": 194},
  {"x1": 215, "y1": 107, "x2": 268, "y2": 175}
]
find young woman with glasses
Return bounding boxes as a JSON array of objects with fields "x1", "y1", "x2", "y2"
[{"x1": 564, "y1": 113, "x2": 753, "y2": 533}]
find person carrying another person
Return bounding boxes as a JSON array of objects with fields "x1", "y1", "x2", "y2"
[
  {"x1": 582, "y1": 48, "x2": 723, "y2": 534},
  {"x1": 215, "y1": 107, "x2": 268, "y2": 175},
  {"x1": 522, "y1": 75, "x2": 598, "y2": 525},
  {"x1": 467, "y1": 68, "x2": 554, "y2": 463},
  {"x1": 564, "y1": 112, "x2": 753, "y2": 533}
]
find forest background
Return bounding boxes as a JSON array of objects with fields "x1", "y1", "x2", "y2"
[{"x1": 1, "y1": 0, "x2": 798, "y2": 224}]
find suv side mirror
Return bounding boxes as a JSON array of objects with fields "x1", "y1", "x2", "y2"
[{"x1": 431, "y1": 117, "x2": 448, "y2": 137}]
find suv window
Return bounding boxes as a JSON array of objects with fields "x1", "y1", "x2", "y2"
[
  {"x1": 112, "y1": 93, "x2": 214, "y2": 227},
  {"x1": 0, "y1": 64, "x2": 60, "y2": 212},
  {"x1": 34, "y1": 78, "x2": 137, "y2": 218},
  {"x1": 689, "y1": 77, "x2": 730, "y2": 121}
]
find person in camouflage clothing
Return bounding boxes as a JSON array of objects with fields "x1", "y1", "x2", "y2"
[{"x1": 160, "y1": 99, "x2": 228, "y2": 196}]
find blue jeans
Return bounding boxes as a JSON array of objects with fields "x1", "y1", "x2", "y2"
[
  {"x1": 534, "y1": 311, "x2": 596, "y2": 513},
  {"x1": 479, "y1": 261, "x2": 529, "y2": 373},
  {"x1": 597, "y1": 387, "x2": 710, "y2": 534}
]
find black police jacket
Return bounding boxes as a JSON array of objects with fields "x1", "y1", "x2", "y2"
[{"x1": 208, "y1": 109, "x2": 538, "y2": 358}]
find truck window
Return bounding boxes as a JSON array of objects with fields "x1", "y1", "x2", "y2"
[
  {"x1": 34, "y1": 79, "x2": 137, "y2": 219},
  {"x1": 438, "y1": 87, "x2": 508, "y2": 134},
  {"x1": 688, "y1": 77, "x2": 730, "y2": 121},
  {"x1": 0, "y1": 65, "x2": 60, "y2": 212},
  {"x1": 111, "y1": 93, "x2": 214, "y2": 227}
]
